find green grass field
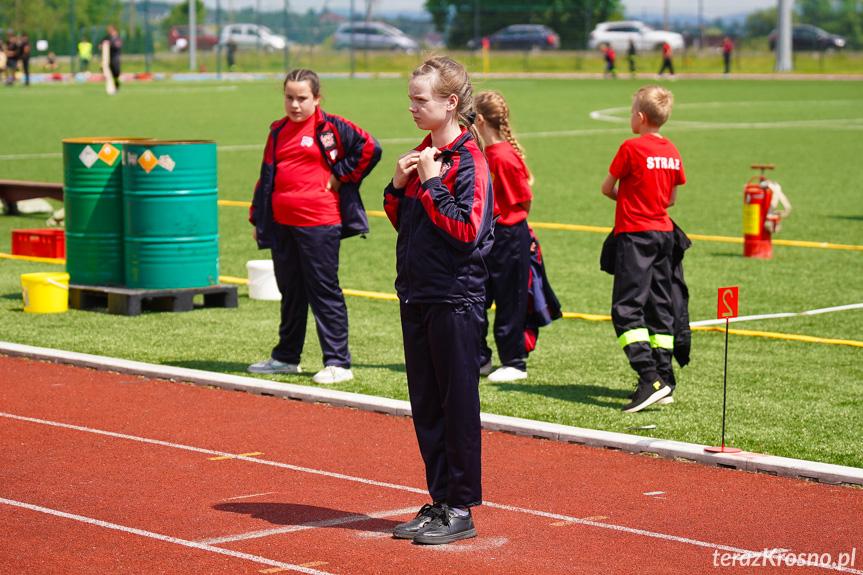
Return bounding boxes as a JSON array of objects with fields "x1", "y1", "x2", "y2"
[{"x1": 2, "y1": 75, "x2": 862, "y2": 468}]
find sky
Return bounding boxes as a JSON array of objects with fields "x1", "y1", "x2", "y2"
[{"x1": 217, "y1": 0, "x2": 779, "y2": 19}]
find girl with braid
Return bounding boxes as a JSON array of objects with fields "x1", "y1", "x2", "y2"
[{"x1": 474, "y1": 90, "x2": 535, "y2": 382}]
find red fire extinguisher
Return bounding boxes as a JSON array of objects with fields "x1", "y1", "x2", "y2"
[{"x1": 743, "y1": 164, "x2": 792, "y2": 259}]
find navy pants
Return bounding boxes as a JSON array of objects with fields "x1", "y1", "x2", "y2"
[
  {"x1": 611, "y1": 231, "x2": 675, "y2": 386},
  {"x1": 480, "y1": 220, "x2": 532, "y2": 371},
  {"x1": 400, "y1": 301, "x2": 483, "y2": 508},
  {"x1": 271, "y1": 223, "x2": 350, "y2": 368}
]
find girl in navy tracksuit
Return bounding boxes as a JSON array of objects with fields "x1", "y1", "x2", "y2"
[
  {"x1": 249, "y1": 69, "x2": 381, "y2": 384},
  {"x1": 474, "y1": 90, "x2": 535, "y2": 383},
  {"x1": 384, "y1": 57, "x2": 494, "y2": 545}
]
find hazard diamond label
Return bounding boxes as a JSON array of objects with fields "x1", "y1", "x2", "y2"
[
  {"x1": 98, "y1": 143, "x2": 120, "y2": 166},
  {"x1": 157, "y1": 155, "x2": 176, "y2": 172},
  {"x1": 79, "y1": 145, "x2": 99, "y2": 168},
  {"x1": 138, "y1": 150, "x2": 159, "y2": 174}
]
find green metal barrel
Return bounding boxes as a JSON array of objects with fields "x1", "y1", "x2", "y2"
[
  {"x1": 63, "y1": 137, "x2": 150, "y2": 285},
  {"x1": 122, "y1": 140, "x2": 219, "y2": 289}
]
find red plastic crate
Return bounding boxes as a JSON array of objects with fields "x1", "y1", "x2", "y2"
[{"x1": 12, "y1": 229, "x2": 66, "y2": 259}]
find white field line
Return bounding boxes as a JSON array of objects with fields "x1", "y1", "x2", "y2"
[
  {"x1": 7, "y1": 99, "x2": 862, "y2": 163},
  {"x1": 690, "y1": 303, "x2": 863, "y2": 327},
  {"x1": 2, "y1": 411, "x2": 861, "y2": 573},
  {"x1": 199, "y1": 507, "x2": 417, "y2": 545},
  {"x1": 0, "y1": 497, "x2": 336, "y2": 575}
]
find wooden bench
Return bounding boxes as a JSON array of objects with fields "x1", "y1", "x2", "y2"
[{"x1": 0, "y1": 179, "x2": 64, "y2": 215}]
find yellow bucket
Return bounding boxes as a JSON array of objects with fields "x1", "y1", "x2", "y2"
[{"x1": 21, "y1": 272, "x2": 70, "y2": 313}]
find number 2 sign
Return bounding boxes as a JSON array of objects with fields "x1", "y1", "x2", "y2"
[{"x1": 717, "y1": 287, "x2": 739, "y2": 320}]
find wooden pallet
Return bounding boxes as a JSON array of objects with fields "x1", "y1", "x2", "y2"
[{"x1": 69, "y1": 284, "x2": 238, "y2": 316}]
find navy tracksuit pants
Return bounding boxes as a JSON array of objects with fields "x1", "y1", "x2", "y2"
[
  {"x1": 480, "y1": 220, "x2": 532, "y2": 371},
  {"x1": 611, "y1": 231, "x2": 676, "y2": 387},
  {"x1": 400, "y1": 300, "x2": 483, "y2": 508},
  {"x1": 270, "y1": 223, "x2": 351, "y2": 368}
]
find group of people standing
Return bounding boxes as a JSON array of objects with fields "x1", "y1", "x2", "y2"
[
  {"x1": 601, "y1": 37, "x2": 734, "y2": 78},
  {"x1": 247, "y1": 55, "x2": 685, "y2": 544},
  {"x1": 1, "y1": 32, "x2": 31, "y2": 86}
]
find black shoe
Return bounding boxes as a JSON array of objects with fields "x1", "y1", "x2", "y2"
[
  {"x1": 622, "y1": 377, "x2": 670, "y2": 413},
  {"x1": 413, "y1": 505, "x2": 477, "y2": 545},
  {"x1": 393, "y1": 503, "x2": 443, "y2": 539}
]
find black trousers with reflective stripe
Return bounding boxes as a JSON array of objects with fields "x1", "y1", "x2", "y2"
[{"x1": 611, "y1": 230, "x2": 675, "y2": 384}]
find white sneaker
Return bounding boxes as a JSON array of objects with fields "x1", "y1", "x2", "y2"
[
  {"x1": 248, "y1": 358, "x2": 302, "y2": 374},
  {"x1": 487, "y1": 366, "x2": 527, "y2": 383},
  {"x1": 479, "y1": 360, "x2": 493, "y2": 375},
  {"x1": 312, "y1": 365, "x2": 353, "y2": 384},
  {"x1": 656, "y1": 395, "x2": 674, "y2": 405}
]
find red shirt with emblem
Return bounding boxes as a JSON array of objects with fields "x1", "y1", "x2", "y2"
[
  {"x1": 609, "y1": 133, "x2": 685, "y2": 234},
  {"x1": 271, "y1": 113, "x2": 340, "y2": 226},
  {"x1": 485, "y1": 141, "x2": 532, "y2": 226}
]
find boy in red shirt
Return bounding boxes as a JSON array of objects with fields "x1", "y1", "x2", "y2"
[{"x1": 601, "y1": 85, "x2": 685, "y2": 412}]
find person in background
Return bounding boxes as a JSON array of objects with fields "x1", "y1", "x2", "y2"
[
  {"x1": 4, "y1": 33, "x2": 19, "y2": 85},
  {"x1": 248, "y1": 68, "x2": 381, "y2": 384},
  {"x1": 19, "y1": 32, "x2": 30, "y2": 86},
  {"x1": 628, "y1": 38, "x2": 637, "y2": 78},
  {"x1": 227, "y1": 37, "x2": 237, "y2": 71},
  {"x1": 101, "y1": 25, "x2": 122, "y2": 90},
  {"x1": 602, "y1": 43, "x2": 616, "y2": 79},
  {"x1": 658, "y1": 41, "x2": 675, "y2": 77},
  {"x1": 44, "y1": 51, "x2": 58, "y2": 71},
  {"x1": 78, "y1": 37, "x2": 93, "y2": 72},
  {"x1": 722, "y1": 36, "x2": 734, "y2": 75}
]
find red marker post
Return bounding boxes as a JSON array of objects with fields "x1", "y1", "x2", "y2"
[{"x1": 706, "y1": 287, "x2": 742, "y2": 454}]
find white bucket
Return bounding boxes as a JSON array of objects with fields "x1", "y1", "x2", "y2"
[{"x1": 246, "y1": 259, "x2": 281, "y2": 301}]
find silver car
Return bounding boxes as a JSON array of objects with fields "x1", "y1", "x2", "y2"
[
  {"x1": 332, "y1": 22, "x2": 419, "y2": 52},
  {"x1": 218, "y1": 24, "x2": 288, "y2": 52}
]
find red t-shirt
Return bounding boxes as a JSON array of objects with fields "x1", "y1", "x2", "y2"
[
  {"x1": 609, "y1": 133, "x2": 685, "y2": 233},
  {"x1": 272, "y1": 114, "x2": 340, "y2": 227},
  {"x1": 485, "y1": 141, "x2": 532, "y2": 226}
]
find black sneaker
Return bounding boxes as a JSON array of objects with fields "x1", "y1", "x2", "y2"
[
  {"x1": 622, "y1": 378, "x2": 671, "y2": 413},
  {"x1": 393, "y1": 503, "x2": 443, "y2": 539},
  {"x1": 413, "y1": 505, "x2": 477, "y2": 545}
]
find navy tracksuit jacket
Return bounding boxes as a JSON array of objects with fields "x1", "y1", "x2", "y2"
[
  {"x1": 383, "y1": 128, "x2": 494, "y2": 508},
  {"x1": 251, "y1": 108, "x2": 381, "y2": 367}
]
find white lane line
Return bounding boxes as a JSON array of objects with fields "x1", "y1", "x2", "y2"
[
  {"x1": 0, "y1": 411, "x2": 426, "y2": 496},
  {"x1": 690, "y1": 302, "x2": 863, "y2": 327},
  {"x1": 3, "y1": 411, "x2": 861, "y2": 574},
  {"x1": 0, "y1": 497, "x2": 336, "y2": 575},
  {"x1": 199, "y1": 507, "x2": 417, "y2": 545}
]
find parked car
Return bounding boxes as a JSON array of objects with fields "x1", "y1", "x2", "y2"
[
  {"x1": 218, "y1": 24, "x2": 288, "y2": 52},
  {"x1": 588, "y1": 21, "x2": 684, "y2": 52},
  {"x1": 769, "y1": 24, "x2": 846, "y2": 51},
  {"x1": 332, "y1": 22, "x2": 419, "y2": 52},
  {"x1": 168, "y1": 26, "x2": 219, "y2": 52},
  {"x1": 469, "y1": 24, "x2": 560, "y2": 50}
]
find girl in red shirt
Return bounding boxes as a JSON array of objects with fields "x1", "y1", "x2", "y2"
[
  {"x1": 474, "y1": 90, "x2": 535, "y2": 382},
  {"x1": 249, "y1": 69, "x2": 381, "y2": 384}
]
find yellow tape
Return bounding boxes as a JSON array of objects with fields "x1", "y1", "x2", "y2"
[
  {"x1": 692, "y1": 325, "x2": 863, "y2": 348},
  {"x1": 220, "y1": 204, "x2": 863, "y2": 251}
]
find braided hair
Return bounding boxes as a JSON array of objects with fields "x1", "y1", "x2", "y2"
[{"x1": 474, "y1": 90, "x2": 534, "y2": 185}]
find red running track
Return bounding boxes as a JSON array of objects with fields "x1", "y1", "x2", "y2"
[{"x1": 1, "y1": 355, "x2": 861, "y2": 574}]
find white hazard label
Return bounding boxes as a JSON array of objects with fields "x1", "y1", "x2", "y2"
[
  {"x1": 157, "y1": 155, "x2": 176, "y2": 172},
  {"x1": 79, "y1": 145, "x2": 99, "y2": 168}
]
